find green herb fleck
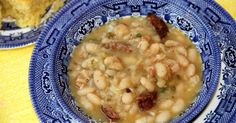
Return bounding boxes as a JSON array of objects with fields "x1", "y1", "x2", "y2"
[
  {"x1": 91, "y1": 59, "x2": 97, "y2": 68},
  {"x1": 87, "y1": 35, "x2": 97, "y2": 41},
  {"x1": 136, "y1": 33, "x2": 142, "y2": 38},
  {"x1": 91, "y1": 38, "x2": 97, "y2": 41},
  {"x1": 159, "y1": 87, "x2": 167, "y2": 93},
  {"x1": 170, "y1": 87, "x2": 176, "y2": 92}
]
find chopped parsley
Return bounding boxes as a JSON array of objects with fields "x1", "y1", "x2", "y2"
[
  {"x1": 159, "y1": 87, "x2": 175, "y2": 93},
  {"x1": 159, "y1": 87, "x2": 167, "y2": 93},
  {"x1": 136, "y1": 33, "x2": 142, "y2": 38}
]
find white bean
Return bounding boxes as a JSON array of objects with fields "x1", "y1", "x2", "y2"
[
  {"x1": 136, "y1": 116, "x2": 155, "y2": 123},
  {"x1": 119, "y1": 78, "x2": 132, "y2": 89},
  {"x1": 190, "y1": 75, "x2": 200, "y2": 85},
  {"x1": 155, "y1": 111, "x2": 171, "y2": 123},
  {"x1": 176, "y1": 46, "x2": 187, "y2": 56},
  {"x1": 77, "y1": 87, "x2": 96, "y2": 96},
  {"x1": 159, "y1": 99, "x2": 174, "y2": 109},
  {"x1": 140, "y1": 77, "x2": 155, "y2": 92},
  {"x1": 165, "y1": 59, "x2": 180, "y2": 73},
  {"x1": 105, "y1": 69, "x2": 116, "y2": 76},
  {"x1": 159, "y1": 44, "x2": 166, "y2": 53},
  {"x1": 152, "y1": 35, "x2": 161, "y2": 42},
  {"x1": 131, "y1": 21, "x2": 140, "y2": 27},
  {"x1": 172, "y1": 98, "x2": 185, "y2": 113},
  {"x1": 171, "y1": 63, "x2": 180, "y2": 73},
  {"x1": 122, "y1": 93, "x2": 134, "y2": 104},
  {"x1": 143, "y1": 35, "x2": 152, "y2": 42},
  {"x1": 75, "y1": 81, "x2": 86, "y2": 89},
  {"x1": 86, "y1": 93, "x2": 101, "y2": 105},
  {"x1": 186, "y1": 64, "x2": 196, "y2": 77},
  {"x1": 104, "y1": 56, "x2": 123, "y2": 70},
  {"x1": 68, "y1": 63, "x2": 79, "y2": 71},
  {"x1": 138, "y1": 40, "x2": 149, "y2": 51},
  {"x1": 81, "y1": 57, "x2": 98, "y2": 68},
  {"x1": 165, "y1": 40, "x2": 179, "y2": 47},
  {"x1": 188, "y1": 48, "x2": 198, "y2": 63},
  {"x1": 155, "y1": 62, "x2": 168, "y2": 78},
  {"x1": 129, "y1": 104, "x2": 138, "y2": 114},
  {"x1": 176, "y1": 54, "x2": 189, "y2": 67},
  {"x1": 149, "y1": 43, "x2": 160, "y2": 55},
  {"x1": 120, "y1": 112, "x2": 129, "y2": 118},
  {"x1": 75, "y1": 76, "x2": 87, "y2": 84},
  {"x1": 68, "y1": 70, "x2": 78, "y2": 80},
  {"x1": 101, "y1": 37, "x2": 112, "y2": 43},
  {"x1": 111, "y1": 77, "x2": 119, "y2": 86},
  {"x1": 79, "y1": 70, "x2": 91, "y2": 80},
  {"x1": 93, "y1": 70, "x2": 107, "y2": 90},
  {"x1": 147, "y1": 116, "x2": 155, "y2": 123},
  {"x1": 147, "y1": 66, "x2": 156, "y2": 77},
  {"x1": 137, "y1": 86, "x2": 146, "y2": 94},
  {"x1": 157, "y1": 79, "x2": 166, "y2": 88},
  {"x1": 98, "y1": 62, "x2": 106, "y2": 71},
  {"x1": 176, "y1": 83, "x2": 185, "y2": 94},
  {"x1": 85, "y1": 43, "x2": 98, "y2": 54},
  {"x1": 124, "y1": 104, "x2": 132, "y2": 111},
  {"x1": 79, "y1": 97, "x2": 94, "y2": 110},
  {"x1": 122, "y1": 56, "x2": 137, "y2": 65},
  {"x1": 75, "y1": 46, "x2": 88, "y2": 59},
  {"x1": 109, "y1": 85, "x2": 121, "y2": 95},
  {"x1": 114, "y1": 24, "x2": 130, "y2": 38},
  {"x1": 144, "y1": 57, "x2": 155, "y2": 65},
  {"x1": 156, "y1": 53, "x2": 166, "y2": 61},
  {"x1": 148, "y1": 111, "x2": 156, "y2": 116},
  {"x1": 118, "y1": 72, "x2": 127, "y2": 78},
  {"x1": 135, "y1": 117, "x2": 147, "y2": 123}
]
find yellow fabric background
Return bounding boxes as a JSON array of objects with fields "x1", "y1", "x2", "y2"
[{"x1": 0, "y1": 1, "x2": 235, "y2": 123}]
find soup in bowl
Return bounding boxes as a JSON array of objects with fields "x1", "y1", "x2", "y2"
[
  {"x1": 29, "y1": 0, "x2": 223, "y2": 123},
  {"x1": 68, "y1": 14, "x2": 202, "y2": 123}
]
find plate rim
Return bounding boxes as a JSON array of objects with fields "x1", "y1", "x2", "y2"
[{"x1": 0, "y1": 24, "x2": 43, "y2": 49}]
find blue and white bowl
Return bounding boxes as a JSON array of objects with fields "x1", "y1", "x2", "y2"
[{"x1": 29, "y1": 0, "x2": 236, "y2": 123}]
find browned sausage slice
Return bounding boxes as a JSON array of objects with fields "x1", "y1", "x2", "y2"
[
  {"x1": 101, "y1": 105, "x2": 120, "y2": 121},
  {"x1": 136, "y1": 91, "x2": 157, "y2": 111},
  {"x1": 147, "y1": 13, "x2": 169, "y2": 38},
  {"x1": 101, "y1": 42, "x2": 132, "y2": 53}
]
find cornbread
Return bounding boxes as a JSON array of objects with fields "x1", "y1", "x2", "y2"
[{"x1": 0, "y1": 0, "x2": 64, "y2": 28}]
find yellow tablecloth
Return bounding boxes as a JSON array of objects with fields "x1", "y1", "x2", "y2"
[{"x1": 0, "y1": 1, "x2": 235, "y2": 123}]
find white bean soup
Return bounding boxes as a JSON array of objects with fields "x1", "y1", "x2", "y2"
[{"x1": 68, "y1": 13, "x2": 202, "y2": 123}]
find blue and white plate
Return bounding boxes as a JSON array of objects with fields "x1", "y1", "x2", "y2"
[
  {"x1": 0, "y1": 21, "x2": 42, "y2": 49},
  {"x1": 29, "y1": 0, "x2": 236, "y2": 122}
]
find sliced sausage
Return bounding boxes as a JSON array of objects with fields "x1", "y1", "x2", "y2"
[
  {"x1": 101, "y1": 105, "x2": 120, "y2": 121},
  {"x1": 147, "y1": 13, "x2": 169, "y2": 38},
  {"x1": 101, "y1": 42, "x2": 132, "y2": 53},
  {"x1": 136, "y1": 91, "x2": 157, "y2": 111}
]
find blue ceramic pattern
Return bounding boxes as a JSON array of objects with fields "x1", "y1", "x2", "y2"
[{"x1": 29, "y1": 0, "x2": 236, "y2": 123}]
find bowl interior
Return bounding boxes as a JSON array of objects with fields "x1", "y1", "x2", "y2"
[{"x1": 48, "y1": 0, "x2": 221, "y2": 122}]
